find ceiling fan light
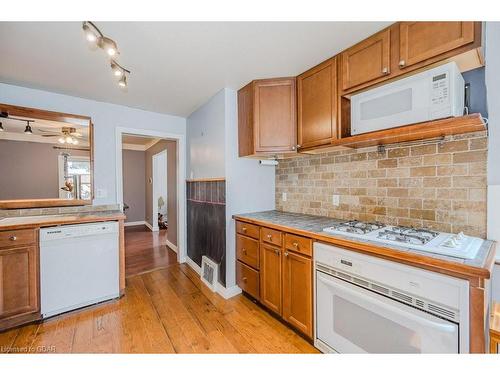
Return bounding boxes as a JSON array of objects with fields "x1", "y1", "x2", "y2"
[
  {"x1": 65, "y1": 136, "x2": 73, "y2": 144},
  {"x1": 58, "y1": 137, "x2": 65, "y2": 144},
  {"x1": 73, "y1": 139, "x2": 79, "y2": 145}
]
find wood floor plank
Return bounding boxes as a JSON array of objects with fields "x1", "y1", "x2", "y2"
[{"x1": 0, "y1": 228, "x2": 317, "y2": 354}]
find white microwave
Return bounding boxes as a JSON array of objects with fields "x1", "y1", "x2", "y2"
[{"x1": 350, "y1": 62, "x2": 465, "y2": 135}]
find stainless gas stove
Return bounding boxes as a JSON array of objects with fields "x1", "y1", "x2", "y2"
[{"x1": 323, "y1": 220, "x2": 483, "y2": 260}]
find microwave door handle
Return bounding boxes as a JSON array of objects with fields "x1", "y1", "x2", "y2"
[{"x1": 318, "y1": 273, "x2": 457, "y2": 333}]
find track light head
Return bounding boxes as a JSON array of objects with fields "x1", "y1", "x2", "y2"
[
  {"x1": 110, "y1": 61, "x2": 123, "y2": 77},
  {"x1": 82, "y1": 22, "x2": 98, "y2": 43},
  {"x1": 99, "y1": 37, "x2": 118, "y2": 57},
  {"x1": 118, "y1": 75, "x2": 127, "y2": 88}
]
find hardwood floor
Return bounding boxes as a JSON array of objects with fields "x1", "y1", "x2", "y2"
[
  {"x1": 0, "y1": 262, "x2": 318, "y2": 353},
  {"x1": 125, "y1": 225, "x2": 178, "y2": 277}
]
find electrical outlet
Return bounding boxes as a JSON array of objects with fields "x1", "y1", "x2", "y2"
[
  {"x1": 282, "y1": 192, "x2": 287, "y2": 202},
  {"x1": 332, "y1": 194, "x2": 340, "y2": 207}
]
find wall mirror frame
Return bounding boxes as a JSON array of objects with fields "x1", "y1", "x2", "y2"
[{"x1": 0, "y1": 102, "x2": 94, "y2": 209}]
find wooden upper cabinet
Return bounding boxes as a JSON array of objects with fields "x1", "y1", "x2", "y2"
[
  {"x1": 282, "y1": 251, "x2": 312, "y2": 338},
  {"x1": 260, "y1": 243, "x2": 282, "y2": 315},
  {"x1": 341, "y1": 29, "x2": 391, "y2": 91},
  {"x1": 238, "y1": 77, "x2": 297, "y2": 157},
  {"x1": 297, "y1": 57, "x2": 338, "y2": 149},
  {"x1": 397, "y1": 22, "x2": 476, "y2": 70},
  {"x1": 0, "y1": 245, "x2": 39, "y2": 320}
]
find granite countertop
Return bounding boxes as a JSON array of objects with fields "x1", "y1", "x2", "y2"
[
  {"x1": 234, "y1": 210, "x2": 496, "y2": 279},
  {"x1": 0, "y1": 211, "x2": 125, "y2": 230}
]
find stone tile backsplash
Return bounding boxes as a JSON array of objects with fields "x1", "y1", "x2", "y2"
[
  {"x1": 276, "y1": 131, "x2": 488, "y2": 238},
  {"x1": 0, "y1": 204, "x2": 121, "y2": 219}
]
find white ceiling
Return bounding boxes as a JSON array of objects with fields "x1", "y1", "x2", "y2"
[{"x1": 0, "y1": 22, "x2": 391, "y2": 117}]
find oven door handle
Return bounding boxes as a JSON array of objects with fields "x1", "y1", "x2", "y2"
[{"x1": 318, "y1": 273, "x2": 457, "y2": 333}]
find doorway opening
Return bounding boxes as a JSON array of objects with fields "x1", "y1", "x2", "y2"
[{"x1": 116, "y1": 129, "x2": 186, "y2": 277}]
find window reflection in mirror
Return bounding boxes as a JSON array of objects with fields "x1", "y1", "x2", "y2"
[{"x1": 0, "y1": 114, "x2": 91, "y2": 201}]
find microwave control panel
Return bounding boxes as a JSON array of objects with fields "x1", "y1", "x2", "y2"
[{"x1": 431, "y1": 72, "x2": 450, "y2": 107}]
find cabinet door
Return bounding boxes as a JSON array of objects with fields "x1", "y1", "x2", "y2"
[
  {"x1": 297, "y1": 57, "x2": 338, "y2": 149},
  {"x1": 238, "y1": 82, "x2": 255, "y2": 157},
  {"x1": 0, "y1": 245, "x2": 39, "y2": 319},
  {"x1": 398, "y1": 22, "x2": 475, "y2": 70},
  {"x1": 282, "y1": 251, "x2": 312, "y2": 338},
  {"x1": 254, "y1": 78, "x2": 297, "y2": 153},
  {"x1": 260, "y1": 244, "x2": 282, "y2": 315},
  {"x1": 341, "y1": 29, "x2": 391, "y2": 91}
]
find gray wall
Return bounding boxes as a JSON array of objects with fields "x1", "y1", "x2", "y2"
[
  {"x1": 122, "y1": 149, "x2": 146, "y2": 223},
  {"x1": 0, "y1": 139, "x2": 89, "y2": 200},
  {"x1": 145, "y1": 140, "x2": 178, "y2": 246},
  {"x1": 186, "y1": 90, "x2": 226, "y2": 179}
]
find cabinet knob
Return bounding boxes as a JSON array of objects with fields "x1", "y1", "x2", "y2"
[
  {"x1": 242, "y1": 248, "x2": 247, "y2": 254},
  {"x1": 382, "y1": 67, "x2": 389, "y2": 75},
  {"x1": 399, "y1": 60, "x2": 406, "y2": 68},
  {"x1": 291, "y1": 146, "x2": 296, "y2": 151},
  {"x1": 9, "y1": 236, "x2": 17, "y2": 241},
  {"x1": 242, "y1": 227, "x2": 247, "y2": 232},
  {"x1": 292, "y1": 242, "x2": 299, "y2": 248},
  {"x1": 284, "y1": 252, "x2": 289, "y2": 257},
  {"x1": 242, "y1": 277, "x2": 248, "y2": 282},
  {"x1": 297, "y1": 145, "x2": 301, "y2": 149},
  {"x1": 267, "y1": 234, "x2": 272, "y2": 239},
  {"x1": 274, "y1": 249, "x2": 280, "y2": 255}
]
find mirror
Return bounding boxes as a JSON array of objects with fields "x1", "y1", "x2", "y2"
[{"x1": 0, "y1": 103, "x2": 93, "y2": 209}]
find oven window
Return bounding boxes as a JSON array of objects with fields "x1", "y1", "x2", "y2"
[{"x1": 333, "y1": 295, "x2": 421, "y2": 353}]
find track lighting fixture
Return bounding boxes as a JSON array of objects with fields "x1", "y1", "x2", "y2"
[
  {"x1": 82, "y1": 21, "x2": 131, "y2": 88},
  {"x1": 24, "y1": 121, "x2": 33, "y2": 134}
]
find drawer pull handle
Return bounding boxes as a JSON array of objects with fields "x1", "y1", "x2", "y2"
[
  {"x1": 9, "y1": 236, "x2": 17, "y2": 241},
  {"x1": 242, "y1": 277, "x2": 248, "y2": 282},
  {"x1": 292, "y1": 242, "x2": 299, "y2": 247},
  {"x1": 274, "y1": 249, "x2": 280, "y2": 255},
  {"x1": 242, "y1": 248, "x2": 247, "y2": 254},
  {"x1": 242, "y1": 227, "x2": 247, "y2": 232},
  {"x1": 284, "y1": 252, "x2": 289, "y2": 257},
  {"x1": 267, "y1": 234, "x2": 272, "y2": 239}
]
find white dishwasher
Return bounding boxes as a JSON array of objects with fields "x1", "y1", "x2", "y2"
[{"x1": 40, "y1": 221, "x2": 120, "y2": 318}]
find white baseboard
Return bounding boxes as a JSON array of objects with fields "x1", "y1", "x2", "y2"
[
  {"x1": 216, "y1": 283, "x2": 242, "y2": 299},
  {"x1": 144, "y1": 221, "x2": 154, "y2": 231},
  {"x1": 185, "y1": 257, "x2": 241, "y2": 300},
  {"x1": 165, "y1": 239, "x2": 178, "y2": 253},
  {"x1": 124, "y1": 220, "x2": 147, "y2": 227},
  {"x1": 186, "y1": 256, "x2": 201, "y2": 274}
]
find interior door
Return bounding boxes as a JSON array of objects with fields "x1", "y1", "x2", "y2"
[
  {"x1": 316, "y1": 271, "x2": 459, "y2": 353},
  {"x1": 398, "y1": 22, "x2": 475, "y2": 69},
  {"x1": 260, "y1": 244, "x2": 282, "y2": 314}
]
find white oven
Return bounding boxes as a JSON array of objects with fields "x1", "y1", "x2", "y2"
[
  {"x1": 350, "y1": 62, "x2": 465, "y2": 135},
  {"x1": 314, "y1": 243, "x2": 470, "y2": 353}
]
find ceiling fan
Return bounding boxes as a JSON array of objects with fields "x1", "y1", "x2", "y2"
[{"x1": 39, "y1": 127, "x2": 83, "y2": 145}]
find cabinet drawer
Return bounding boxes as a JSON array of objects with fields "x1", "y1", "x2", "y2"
[
  {"x1": 236, "y1": 234, "x2": 260, "y2": 269},
  {"x1": 261, "y1": 227, "x2": 282, "y2": 247},
  {"x1": 285, "y1": 233, "x2": 312, "y2": 257},
  {"x1": 236, "y1": 260, "x2": 260, "y2": 300},
  {"x1": 236, "y1": 221, "x2": 260, "y2": 240},
  {"x1": 0, "y1": 229, "x2": 36, "y2": 248}
]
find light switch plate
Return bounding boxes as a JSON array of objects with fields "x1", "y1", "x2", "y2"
[{"x1": 332, "y1": 194, "x2": 340, "y2": 207}]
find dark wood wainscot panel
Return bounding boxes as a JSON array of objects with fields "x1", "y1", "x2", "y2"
[{"x1": 187, "y1": 179, "x2": 226, "y2": 285}]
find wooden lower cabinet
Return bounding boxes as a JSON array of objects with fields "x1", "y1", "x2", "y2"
[
  {"x1": 0, "y1": 244, "x2": 39, "y2": 328},
  {"x1": 236, "y1": 260, "x2": 260, "y2": 300},
  {"x1": 282, "y1": 250, "x2": 313, "y2": 337},
  {"x1": 260, "y1": 244, "x2": 282, "y2": 315}
]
